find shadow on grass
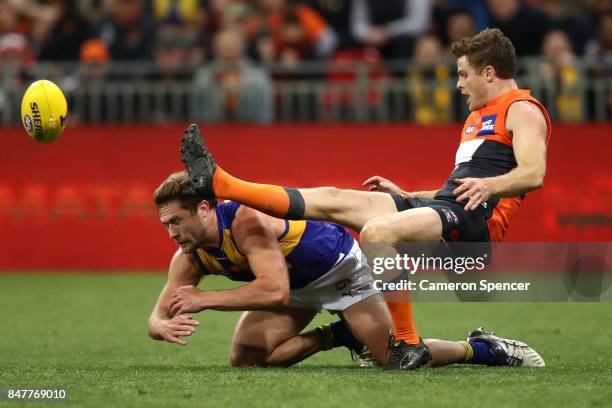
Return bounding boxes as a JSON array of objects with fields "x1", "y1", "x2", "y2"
[{"x1": 123, "y1": 364, "x2": 506, "y2": 375}]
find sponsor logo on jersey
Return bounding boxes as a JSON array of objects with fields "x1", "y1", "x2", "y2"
[
  {"x1": 441, "y1": 208, "x2": 452, "y2": 223},
  {"x1": 465, "y1": 125, "x2": 475, "y2": 135},
  {"x1": 441, "y1": 208, "x2": 460, "y2": 225},
  {"x1": 477, "y1": 114, "x2": 497, "y2": 136}
]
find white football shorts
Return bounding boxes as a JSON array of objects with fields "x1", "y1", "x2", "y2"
[{"x1": 288, "y1": 240, "x2": 380, "y2": 312}]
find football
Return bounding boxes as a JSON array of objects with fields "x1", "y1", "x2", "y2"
[{"x1": 21, "y1": 80, "x2": 68, "y2": 143}]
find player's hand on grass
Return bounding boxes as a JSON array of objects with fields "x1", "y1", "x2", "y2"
[
  {"x1": 363, "y1": 176, "x2": 404, "y2": 195},
  {"x1": 453, "y1": 178, "x2": 492, "y2": 211},
  {"x1": 169, "y1": 285, "x2": 205, "y2": 316},
  {"x1": 152, "y1": 314, "x2": 199, "y2": 346}
]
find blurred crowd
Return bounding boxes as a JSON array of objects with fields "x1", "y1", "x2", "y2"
[
  {"x1": 1, "y1": 0, "x2": 611, "y2": 123},
  {"x1": 0, "y1": 0, "x2": 610, "y2": 69}
]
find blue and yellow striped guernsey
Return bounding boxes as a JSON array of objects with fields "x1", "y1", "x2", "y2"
[{"x1": 192, "y1": 201, "x2": 355, "y2": 289}]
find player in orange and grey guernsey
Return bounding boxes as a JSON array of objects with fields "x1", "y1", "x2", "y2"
[{"x1": 179, "y1": 28, "x2": 550, "y2": 370}]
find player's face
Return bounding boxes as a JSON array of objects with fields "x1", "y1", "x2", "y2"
[
  {"x1": 456, "y1": 56, "x2": 488, "y2": 111},
  {"x1": 158, "y1": 201, "x2": 208, "y2": 254}
]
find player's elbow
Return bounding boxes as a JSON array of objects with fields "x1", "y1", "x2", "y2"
[
  {"x1": 258, "y1": 278, "x2": 290, "y2": 307},
  {"x1": 147, "y1": 323, "x2": 161, "y2": 341},
  {"x1": 529, "y1": 169, "x2": 546, "y2": 190},
  {"x1": 532, "y1": 176, "x2": 544, "y2": 190},
  {"x1": 520, "y1": 165, "x2": 545, "y2": 192},
  {"x1": 269, "y1": 285, "x2": 290, "y2": 306}
]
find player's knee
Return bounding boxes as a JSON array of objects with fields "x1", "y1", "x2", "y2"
[
  {"x1": 360, "y1": 220, "x2": 397, "y2": 243},
  {"x1": 229, "y1": 354, "x2": 265, "y2": 368},
  {"x1": 229, "y1": 344, "x2": 267, "y2": 367},
  {"x1": 262, "y1": 355, "x2": 291, "y2": 368},
  {"x1": 321, "y1": 186, "x2": 342, "y2": 199}
]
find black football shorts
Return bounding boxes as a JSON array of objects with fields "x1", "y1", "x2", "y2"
[{"x1": 391, "y1": 195, "x2": 490, "y2": 242}]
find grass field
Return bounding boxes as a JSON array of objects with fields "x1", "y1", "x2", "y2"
[{"x1": 1, "y1": 273, "x2": 611, "y2": 408}]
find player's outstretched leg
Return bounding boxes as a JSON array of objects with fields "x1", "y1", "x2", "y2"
[
  {"x1": 180, "y1": 124, "x2": 398, "y2": 228},
  {"x1": 181, "y1": 124, "x2": 305, "y2": 218},
  {"x1": 464, "y1": 327, "x2": 545, "y2": 367}
]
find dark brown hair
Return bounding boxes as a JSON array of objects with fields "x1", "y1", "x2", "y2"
[
  {"x1": 153, "y1": 171, "x2": 216, "y2": 212},
  {"x1": 451, "y1": 28, "x2": 516, "y2": 79}
]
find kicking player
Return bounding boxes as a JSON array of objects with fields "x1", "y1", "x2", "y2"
[
  {"x1": 147, "y1": 171, "x2": 545, "y2": 369},
  {"x1": 178, "y1": 28, "x2": 551, "y2": 370}
]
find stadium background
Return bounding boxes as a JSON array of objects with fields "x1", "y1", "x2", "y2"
[{"x1": 1, "y1": 0, "x2": 611, "y2": 407}]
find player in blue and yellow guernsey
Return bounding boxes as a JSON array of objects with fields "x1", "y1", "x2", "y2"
[
  {"x1": 179, "y1": 28, "x2": 550, "y2": 370},
  {"x1": 191, "y1": 200, "x2": 356, "y2": 293},
  {"x1": 147, "y1": 171, "x2": 546, "y2": 369}
]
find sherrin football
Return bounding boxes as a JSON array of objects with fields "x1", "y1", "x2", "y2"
[{"x1": 21, "y1": 80, "x2": 68, "y2": 143}]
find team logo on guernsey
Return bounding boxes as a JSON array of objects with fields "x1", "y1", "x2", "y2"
[
  {"x1": 465, "y1": 125, "x2": 476, "y2": 135},
  {"x1": 477, "y1": 114, "x2": 497, "y2": 136},
  {"x1": 335, "y1": 279, "x2": 351, "y2": 291}
]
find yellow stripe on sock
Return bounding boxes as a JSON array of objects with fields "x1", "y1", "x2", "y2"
[{"x1": 459, "y1": 341, "x2": 473, "y2": 362}]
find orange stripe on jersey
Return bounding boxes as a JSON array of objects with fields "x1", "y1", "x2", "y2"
[{"x1": 487, "y1": 197, "x2": 522, "y2": 242}]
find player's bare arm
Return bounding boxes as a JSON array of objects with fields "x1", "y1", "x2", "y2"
[
  {"x1": 169, "y1": 207, "x2": 290, "y2": 314},
  {"x1": 148, "y1": 249, "x2": 201, "y2": 346},
  {"x1": 453, "y1": 101, "x2": 548, "y2": 210},
  {"x1": 363, "y1": 176, "x2": 438, "y2": 199}
]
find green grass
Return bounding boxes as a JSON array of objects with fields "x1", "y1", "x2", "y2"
[{"x1": 1, "y1": 273, "x2": 611, "y2": 408}]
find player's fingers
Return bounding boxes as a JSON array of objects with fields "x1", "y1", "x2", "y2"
[
  {"x1": 166, "y1": 335, "x2": 187, "y2": 346},
  {"x1": 469, "y1": 196, "x2": 483, "y2": 211},
  {"x1": 169, "y1": 296, "x2": 182, "y2": 307},
  {"x1": 363, "y1": 176, "x2": 382, "y2": 186},
  {"x1": 174, "y1": 330, "x2": 194, "y2": 337},
  {"x1": 169, "y1": 302, "x2": 181, "y2": 317},
  {"x1": 172, "y1": 287, "x2": 187, "y2": 296},
  {"x1": 456, "y1": 188, "x2": 475, "y2": 202},
  {"x1": 465, "y1": 194, "x2": 481, "y2": 211},
  {"x1": 453, "y1": 182, "x2": 470, "y2": 196},
  {"x1": 368, "y1": 185, "x2": 379, "y2": 191},
  {"x1": 177, "y1": 314, "x2": 199, "y2": 325},
  {"x1": 178, "y1": 324, "x2": 197, "y2": 332},
  {"x1": 465, "y1": 193, "x2": 480, "y2": 211}
]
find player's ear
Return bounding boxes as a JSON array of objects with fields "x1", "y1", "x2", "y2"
[
  {"x1": 197, "y1": 200, "x2": 211, "y2": 216},
  {"x1": 483, "y1": 65, "x2": 495, "y2": 81}
]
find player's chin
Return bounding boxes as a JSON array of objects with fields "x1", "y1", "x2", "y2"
[
  {"x1": 179, "y1": 243, "x2": 195, "y2": 254},
  {"x1": 468, "y1": 99, "x2": 482, "y2": 111}
]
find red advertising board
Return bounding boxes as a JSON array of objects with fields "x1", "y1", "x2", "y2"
[{"x1": 1, "y1": 124, "x2": 610, "y2": 269}]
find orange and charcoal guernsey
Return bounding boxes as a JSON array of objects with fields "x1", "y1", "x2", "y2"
[{"x1": 434, "y1": 89, "x2": 552, "y2": 242}]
